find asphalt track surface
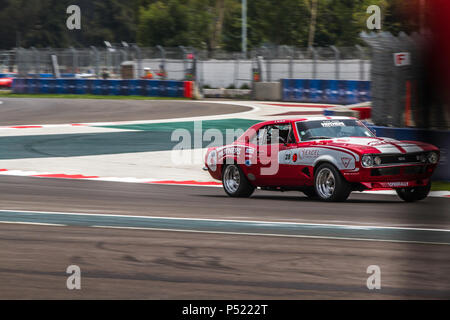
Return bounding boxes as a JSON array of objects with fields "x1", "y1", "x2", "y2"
[
  {"x1": 0, "y1": 98, "x2": 250, "y2": 125},
  {"x1": 0, "y1": 98, "x2": 449, "y2": 299}
]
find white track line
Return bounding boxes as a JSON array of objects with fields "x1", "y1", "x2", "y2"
[
  {"x1": 0, "y1": 168, "x2": 449, "y2": 196},
  {"x1": 1, "y1": 209, "x2": 449, "y2": 232},
  {"x1": 91, "y1": 226, "x2": 450, "y2": 246},
  {"x1": 0, "y1": 209, "x2": 448, "y2": 245},
  {"x1": 0, "y1": 221, "x2": 65, "y2": 227}
]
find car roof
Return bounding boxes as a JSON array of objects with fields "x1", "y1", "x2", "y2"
[
  {"x1": 253, "y1": 116, "x2": 357, "y2": 127},
  {"x1": 238, "y1": 116, "x2": 360, "y2": 141}
]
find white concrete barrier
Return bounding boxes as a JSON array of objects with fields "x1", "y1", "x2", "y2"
[{"x1": 253, "y1": 82, "x2": 282, "y2": 101}]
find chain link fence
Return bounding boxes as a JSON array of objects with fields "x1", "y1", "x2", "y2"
[
  {"x1": 3, "y1": 45, "x2": 371, "y2": 88},
  {"x1": 0, "y1": 50, "x2": 15, "y2": 73},
  {"x1": 361, "y1": 31, "x2": 449, "y2": 129}
]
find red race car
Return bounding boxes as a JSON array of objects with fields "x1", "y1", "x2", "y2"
[{"x1": 204, "y1": 117, "x2": 440, "y2": 202}]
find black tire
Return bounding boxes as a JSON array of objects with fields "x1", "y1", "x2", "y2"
[
  {"x1": 302, "y1": 187, "x2": 318, "y2": 199},
  {"x1": 396, "y1": 182, "x2": 431, "y2": 202},
  {"x1": 222, "y1": 164, "x2": 255, "y2": 198},
  {"x1": 314, "y1": 163, "x2": 352, "y2": 202}
]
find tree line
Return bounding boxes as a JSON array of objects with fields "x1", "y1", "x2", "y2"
[{"x1": 0, "y1": 0, "x2": 422, "y2": 50}]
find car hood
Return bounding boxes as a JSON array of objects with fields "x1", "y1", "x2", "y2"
[{"x1": 306, "y1": 137, "x2": 437, "y2": 155}]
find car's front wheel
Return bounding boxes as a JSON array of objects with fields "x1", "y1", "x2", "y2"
[
  {"x1": 314, "y1": 163, "x2": 352, "y2": 202},
  {"x1": 396, "y1": 182, "x2": 431, "y2": 202},
  {"x1": 222, "y1": 164, "x2": 255, "y2": 198}
]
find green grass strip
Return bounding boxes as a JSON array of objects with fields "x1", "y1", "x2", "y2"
[{"x1": 431, "y1": 181, "x2": 450, "y2": 191}]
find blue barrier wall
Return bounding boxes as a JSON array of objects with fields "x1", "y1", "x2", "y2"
[
  {"x1": 26, "y1": 73, "x2": 75, "y2": 78},
  {"x1": 282, "y1": 79, "x2": 371, "y2": 105},
  {"x1": 1, "y1": 73, "x2": 74, "y2": 78},
  {"x1": 12, "y1": 78, "x2": 186, "y2": 98},
  {"x1": 368, "y1": 126, "x2": 450, "y2": 181}
]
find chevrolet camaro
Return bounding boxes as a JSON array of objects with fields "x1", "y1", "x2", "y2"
[{"x1": 204, "y1": 117, "x2": 440, "y2": 202}]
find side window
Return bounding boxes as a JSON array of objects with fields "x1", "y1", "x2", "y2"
[
  {"x1": 256, "y1": 124, "x2": 293, "y2": 145},
  {"x1": 258, "y1": 128, "x2": 269, "y2": 145},
  {"x1": 247, "y1": 131, "x2": 257, "y2": 145},
  {"x1": 277, "y1": 124, "x2": 292, "y2": 144},
  {"x1": 251, "y1": 127, "x2": 269, "y2": 146},
  {"x1": 287, "y1": 126, "x2": 296, "y2": 144}
]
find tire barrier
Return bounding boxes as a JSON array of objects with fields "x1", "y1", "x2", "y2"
[
  {"x1": 367, "y1": 125, "x2": 450, "y2": 181},
  {"x1": 282, "y1": 79, "x2": 371, "y2": 105},
  {"x1": 12, "y1": 79, "x2": 195, "y2": 98}
]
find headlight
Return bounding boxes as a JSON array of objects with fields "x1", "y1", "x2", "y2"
[
  {"x1": 417, "y1": 153, "x2": 427, "y2": 163},
  {"x1": 374, "y1": 156, "x2": 382, "y2": 166},
  {"x1": 362, "y1": 155, "x2": 374, "y2": 168},
  {"x1": 427, "y1": 152, "x2": 439, "y2": 164}
]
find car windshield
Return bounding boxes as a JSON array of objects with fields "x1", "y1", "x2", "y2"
[{"x1": 296, "y1": 119, "x2": 374, "y2": 141}]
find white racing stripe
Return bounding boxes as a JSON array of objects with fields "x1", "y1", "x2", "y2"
[{"x1": 321, "y1": 137, "x2": 424, "y2": 154}]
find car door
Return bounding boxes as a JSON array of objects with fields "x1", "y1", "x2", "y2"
[
  {"x1": 276, "y1": 123, "x2": 307, "y2": 186},
  {"x1": 246, "y1": 123, "x2": 294, "y2": 186}
]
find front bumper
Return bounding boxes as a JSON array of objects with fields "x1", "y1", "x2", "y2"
[
  {"x1": 343, "y1": 163, "x2": 437, "y2": 189},
  {"x1": 360, "y1": 179, "x2": 430, "y2": 189}
]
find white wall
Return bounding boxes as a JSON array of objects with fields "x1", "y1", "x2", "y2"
[{"x1": 139, "y1": 58, "x2": 371, "y2": 88}]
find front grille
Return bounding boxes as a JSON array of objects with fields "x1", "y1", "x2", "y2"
[
  {"x1": 371, "y1": 166, "x2": 426, "y2": 177},
  {"x1": 371, "y1": 167, "x2": 401, "y2": 176},
  {"x1": 404, "y1": 166, "x2": 426, "y2": 175},
  {"x1": 378, "y1": 153, "x2": 423, "y2": 165}
]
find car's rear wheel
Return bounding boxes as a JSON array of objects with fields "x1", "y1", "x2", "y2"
[
  {"x1": 396, "y1": 182, "x2": 431, "y2": 202},
  {"x1": 314, "y1": 163, "x2": 351, "y2": 202},
  {"x1": 222, "y1": 164, "x2": 255, "y2": 198}
]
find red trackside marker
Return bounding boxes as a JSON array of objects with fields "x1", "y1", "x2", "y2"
[
  {"x1": 264, "y1": 103, "x2": 331, "y2": 108},
  {"x1": 10, "y1": 126, "x2": 43, "y2": 129},
  {"x1": 32, "y1": 174, "x2": 100, "y2": 179},
  {"x1": 147, "y1": 180, "x2": 222, "y2": 186}
]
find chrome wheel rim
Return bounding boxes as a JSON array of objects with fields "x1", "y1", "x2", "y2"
[
  {"x1": 223, "y1": 165, "x2": 240, "y2": 194},
  {"x1": 316, "y1": 168, "x2": 336, "y2": 199}
]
